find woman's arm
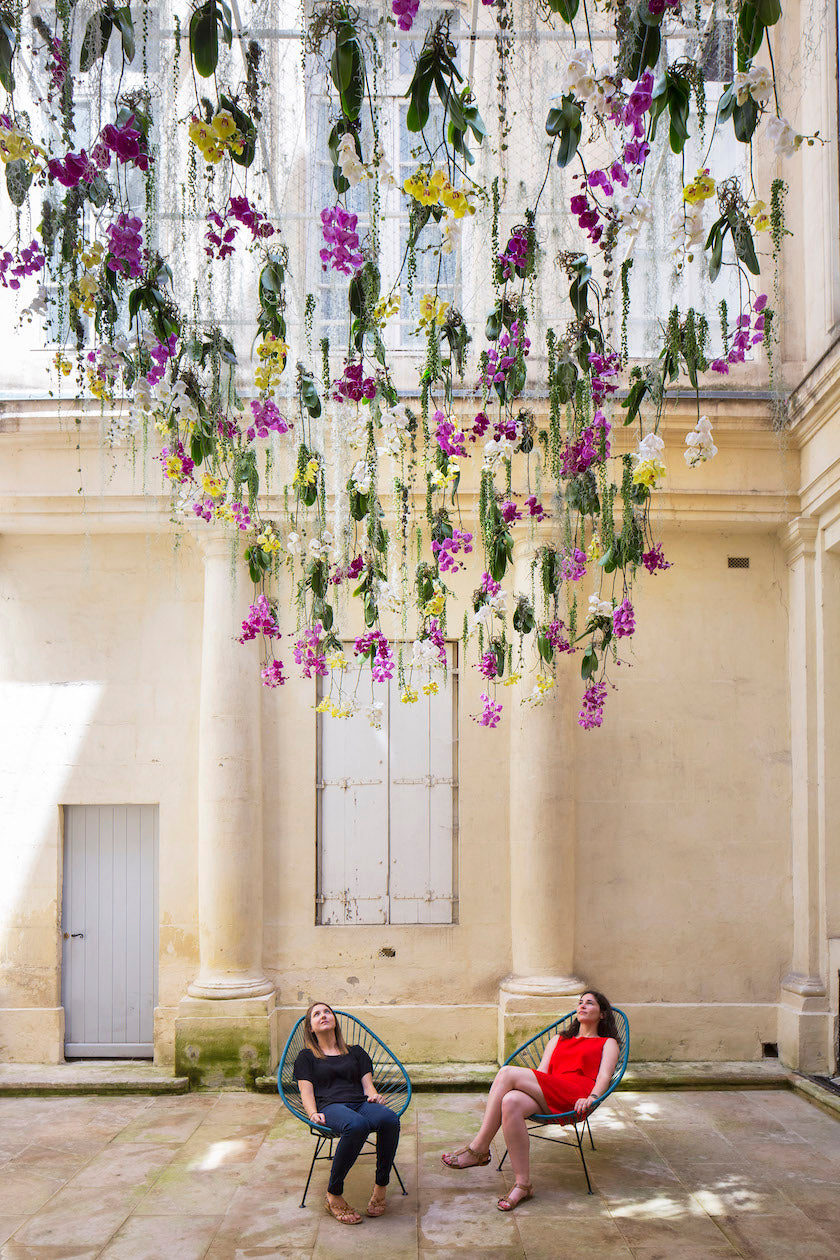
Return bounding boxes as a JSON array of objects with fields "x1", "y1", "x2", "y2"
[
  {"x1": 573, "y1": 1037, "x2": 621, "y2": 1117},
  {"x1": 536, "y1": 1036, "x2": 559, "y2": 1073},
  {"x1": 361, "y1": 1071, "x2": 386, "y2": 1106},
  {"x1": 298, "y1": 1079, "x2": 325, "y2": 1126}
]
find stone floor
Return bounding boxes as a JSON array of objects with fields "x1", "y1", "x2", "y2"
[{"x1": 0, "y1": 1088, "x2": 838, "y2": 1258}]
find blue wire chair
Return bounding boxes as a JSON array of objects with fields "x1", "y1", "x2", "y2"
[
  {"x1": 277, "y1": 1010, "x2": 413, "y2": 1207},
  {"x1": 498, "y1": 1006, "x2": 630, "y2": 1193}
]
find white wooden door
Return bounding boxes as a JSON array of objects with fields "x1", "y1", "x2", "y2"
[{"x1": 61, "y1": 805, "x2": 158, "y2": 1057}]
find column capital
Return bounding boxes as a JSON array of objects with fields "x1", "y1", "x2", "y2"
[
  {"x1": 780, "y1": 516, "x2": 818, "y2": 565},
  {"x1": 511, "y1": 527, "x2": 555, "y2": 565},
  {"x1": 193, "y1": 523, "x2": 240, "y2": 564}
]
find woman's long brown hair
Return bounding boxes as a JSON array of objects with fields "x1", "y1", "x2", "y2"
[{"x1": 303, "y1": 1001, "x2": 349, "y2": 1059}]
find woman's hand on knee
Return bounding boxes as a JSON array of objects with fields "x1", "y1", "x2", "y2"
[
  {"x1": 308, "y1": 1110, "x2": 326, "y2": 1125},
  {"x1": 573, "y1": 1095, "x2": 595, "y2": 1118},
  {"x1": 365, "y1": 1092, "x2": 387, "y2": 1106}
]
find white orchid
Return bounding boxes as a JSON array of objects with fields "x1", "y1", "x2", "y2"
[
  {"x1": 349, "y1": 459, "x2": 372, "y2": 494},
  {"x1": 336, "y1": 133, "x2": 368, "y2": 187},
  {"x1": 765, "y1": 115, "x2": 803, "y2": 158},
  {"x1": 684, "y1": 415, "x2": 718, "y2": 467},
  {"x1": 733, "y1": 65, "x2": 773, "y2": 107}
]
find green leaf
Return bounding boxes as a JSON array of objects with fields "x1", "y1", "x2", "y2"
[
  {"x1": 736, "y1": 3, "x2": 765, "y2": 69},
  {"x1": 754, "y1": 0, "x2": 781, "y2": 25},
  {"x1": 5, "y1": 158, "x2": 32, "y2": 207},
  {"x1": 0, "y1": 18, "x2": 16, "y2": 93},
  {"x1": 628, "y1": 20, "x2": 660, "y2": 80},
  {"x1": 405, "y1": 58, "x2": 434, "y2": 132},
  {"x1": 80, "y1": 11, "x2": 113, "y2": 72},
  {"x1": 113, "y1": 6, "x2": 135, "y2": 63},
  {"x1": 580, "y1": 645, "x2": 598, "y2": 681},
  {"x1": 546, "y1": 95, "x2": 582, "y2": 168},
  {"x1": 733, "y1": 96, "x2": 759, "y2": 143},
  {"x1": 189, "y1": 2, "x2": 218, "y2": 79},
  {"x1": 621, "y1": 378, "x2": 649, "y2": 425},
  {"x1": 732, "y1": 219, "x2": 760, "y2": 274},
  {"x1": 718, "y1": 84, "x2": 736, "y2": 122},
  {"x1": 546, "y1": 0, "x2": 579, "y2": 20}
]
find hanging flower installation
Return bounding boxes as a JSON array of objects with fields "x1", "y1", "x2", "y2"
[{"x1": 0, "y1": 0, "x2": 814, "y2": 728}]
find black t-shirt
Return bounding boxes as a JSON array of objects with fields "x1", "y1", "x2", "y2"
[{"x1": 293, "y1": 1044, "x2": 374, "y2": 1107}]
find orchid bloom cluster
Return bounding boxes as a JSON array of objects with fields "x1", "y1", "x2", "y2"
[{"x1": 2, "y1": 0, "x2": 804, "y2": 732}]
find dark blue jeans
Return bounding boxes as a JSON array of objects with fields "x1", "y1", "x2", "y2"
[{"x1": 320, "y1": 1100, "x2": 400, "y2": 1195}]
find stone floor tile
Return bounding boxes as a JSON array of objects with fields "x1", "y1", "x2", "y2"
[
  {"x1": 171, "y1": 1123, "x2": 272, "y2": 1170},
  {"x1": 515, "y1": 1216, "x2": 634, "y2": 1258},
  {"x1": 0, "y1": 1172, "x2": 62, "y2": 1216},
  {"x1": 133, "y1": 1166, "x2": 246, "y2": 1216},
  {"x1": 419, "y1": 1191, "x2": 521, "y2": 1249},
  {"x1": 2, "y1": 1244, "x2": 102, "y2": 1260},
  {"x1": 5, "y1": 1143, "x2": 94, "y2": 1183},
  {"x1": 112, "y1": 1109, "x2": 209, "y2": 1146},
  {"x1": 690, "y1": 1172, "x2": 791, "y2": 1216},
  {"x1": 775, "y1": 1175, "x2": 840, "y2": 1230},
  {"x1": 313, "y1": 1209, "x2": 419, "y2": 1259},
  {"x1": 99, "y1": 1213, "x2": 223, "y2": 1259},
  {"x1": 611, "y1": 1211, "x2": 739, "y2": 1259},
  {"x1": 67, "y1": 1142, "x2": 177, "y2": 1188},
  {"x1": 0, "y1": 1224, "x2": 25, "y2": 1249},
  {"x1": 715, "y1": 1208, "x2": 840, "y2": 1259},
  {"x1": 8, "y1": 1185, "x2": 144, "y2": 1250},
  {"x1": 204, "y1": 1189, "x2": 321, "y2": 1255}
]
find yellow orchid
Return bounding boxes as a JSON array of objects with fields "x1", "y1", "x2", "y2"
[
  {"x1": 682, "y1": 169, "x2": 716, "y2": 205},
  {"x1": 535, "y1": 674, "x2": 555, "y2": 694},
  {"x1": 400, "y1": 686, "x2": 419, "y2": 705},
  {"x1": 257, "y1": 526, "x2": 282, "y2": 555},
  {"x1": 503, "y1": 672, "x2": 522, "y2": 687},
  {"x1": 424, "y1": 591, "x2": 445, "y2": 617},
  {"x1": 749, "y1": 200, "x2": 771, "y2": 232},
  {"x1": 632, "y1": 458, "x2": 667, "y2": 489},
  {"x1": 201, "y1": 472, "x2": 226, "y2": 499},
  {"x1": 586, "y1": 534, "x2": 603, "y2": 562},
  {"x1": 422, "y1": 680, "x2": 440, "y2": 696},
  {"x1": 419, "y1": 293, "x2": 450, "y2": 329},
  {"x1": 327, "y1": 651, "x2": 349, "y2": 671},
  {"x1": 212, "y1": 111, "x2": 237, "y2": 140}
]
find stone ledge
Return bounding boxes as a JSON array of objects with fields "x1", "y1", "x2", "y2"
[
  {"x1": 791, "y1": 1073, "x2": 840, "y2": 1119},
  {"x1": 0, "y1": 1062, "x2": 190, "y2": 1096},
  {"x1": 256, "y1": 1059, "x2": 792, "y2": 1094}
]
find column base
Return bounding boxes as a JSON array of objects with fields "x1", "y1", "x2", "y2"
[
  {"x1": 498, "y1": 975, "x2": 585, "y2": 1063},
  {"x1": 175, "y1": 992, "x2": 278, "y2": 1089},
  {"x1": 778, "y1": 977, "x2": 831, "y2": 1073}
]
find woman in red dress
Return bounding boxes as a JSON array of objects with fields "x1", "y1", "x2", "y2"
[{"x1": 442, "y1": 990, "x2": 620, "y2": 1211}]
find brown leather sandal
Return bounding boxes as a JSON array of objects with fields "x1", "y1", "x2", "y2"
[
  {"x1": 441, "y1": 1144, "x2": 492, "y2": 1169},
  {"x1": 497, "y1": 1183, "x2": 533, "y2": 1212},
  {"x1": 324, "y1": 1194, "x2": 363, "y2": 1224},
  {"x1": 366, "y1": 1191, "x2": 387, "y2": 1217}
]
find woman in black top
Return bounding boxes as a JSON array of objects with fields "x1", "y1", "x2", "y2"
[{"x1": 293, "y1": 1001, "x2": 401, "y2": 1225}]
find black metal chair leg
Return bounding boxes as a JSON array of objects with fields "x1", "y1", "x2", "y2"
[
  {"x1": 574, "y1": 1124, "x2": 594, "y2": 1194},
  {"x1": 585, "y1": 1115, "x2": 595, "y2": 1150},
  {"x1": 301, "y1": 1135, "x2": 328, "y2": 1207},
  {"x1": 497, "y1": 1147, "x2": 509, "y2": 1171},
  {"x1": 393, "y1": 1160, "x2": 408, "y2": 1195}
]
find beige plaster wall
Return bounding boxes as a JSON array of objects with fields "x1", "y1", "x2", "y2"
[
  {"x1": 0, "y1": 528, "x2": 203, "y2": 1061},
  {"x1": 574, "y1": 529, "x2": 792, "y2": 1039}
]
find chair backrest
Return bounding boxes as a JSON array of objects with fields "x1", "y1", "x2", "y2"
[
  {"x1": 504, "y1": 1006, "x2": 630, "y2": 1118},
  {"x1": 278, "y1": 1010, "x2": 412, "y2": 1129}
]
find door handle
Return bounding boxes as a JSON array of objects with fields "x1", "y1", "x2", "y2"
[{"x1": 62, "y1": 932, "x2": 85, "y2": 939}]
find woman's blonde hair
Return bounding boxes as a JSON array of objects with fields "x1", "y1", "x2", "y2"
[{"x1": 303, "y1": 1001, "x2": 349, "y2": 1059}]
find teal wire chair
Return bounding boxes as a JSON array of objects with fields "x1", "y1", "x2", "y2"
[
  {"x1": 498, "y1": 1006, "x2": 630, "y2": 1193},
  {"x1": 277, "y1": 1010, "x2": 412, "y2": 1207}
]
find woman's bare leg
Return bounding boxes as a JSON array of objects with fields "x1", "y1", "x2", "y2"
[
  {"x1": 443, "y1": 1066, "x2": 548, "y2": 1166},
  {"x1": 501, "y1": 1089, "x2": 539, "y2": 1191}
]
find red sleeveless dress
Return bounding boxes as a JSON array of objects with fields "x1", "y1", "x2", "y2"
[{"x1": 532, "y1": 1035, "x2": 608, "y2": 1113}]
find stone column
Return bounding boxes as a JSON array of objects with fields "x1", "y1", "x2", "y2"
[
  {"x1": 778, "y1": 517, "x2": 829, "y2": 1070},
  {"x1": 499, "y1": 536, "x2": 585, "y2": 1060},
  {"x1": 175, "y1": 531, "x2": 276, "y2": 1087}
]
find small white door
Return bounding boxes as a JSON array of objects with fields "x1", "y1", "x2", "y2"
[{"x1": 61, "y1": 805, "x2": 158, "y2": 1058}]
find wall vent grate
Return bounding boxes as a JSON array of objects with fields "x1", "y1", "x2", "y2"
[{"x1": 727, "y1": 557, "x2": 750, "y2": 569}]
